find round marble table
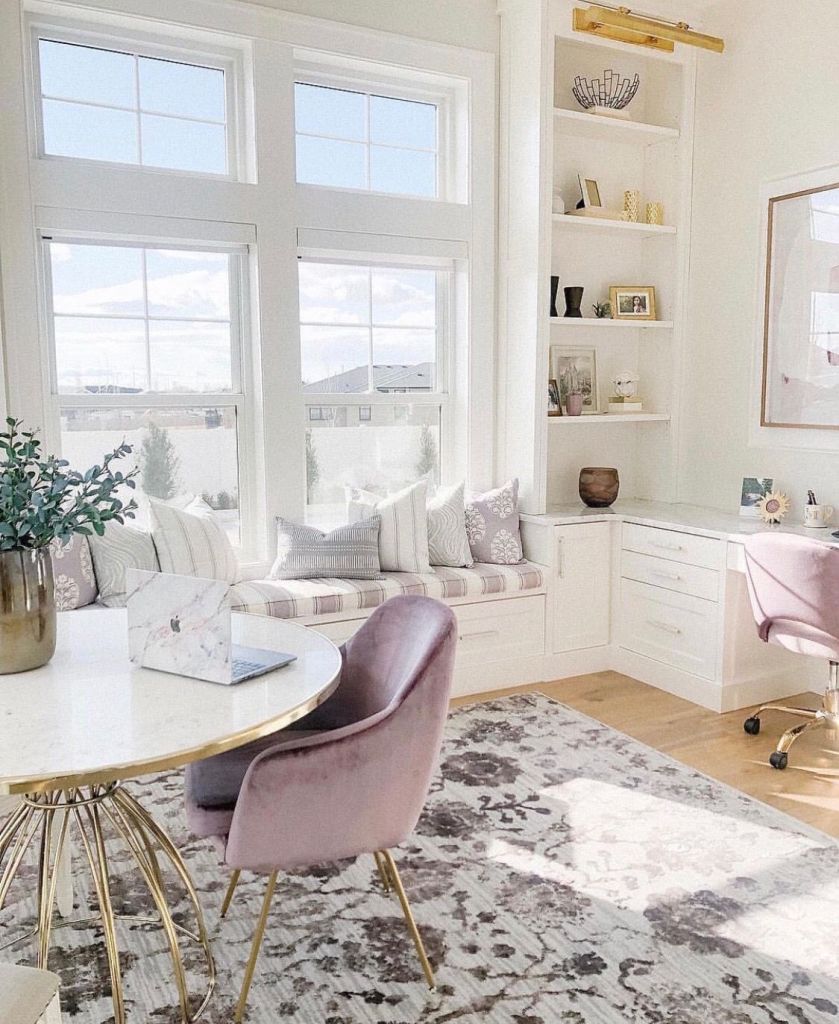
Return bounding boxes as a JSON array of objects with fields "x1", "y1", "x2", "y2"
[{"x1": 0, "y1": 608, "x2": 342, "y2": 1023}]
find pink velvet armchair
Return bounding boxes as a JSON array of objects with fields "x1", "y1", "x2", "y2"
[
  {"x1": 742, "y1": 532, "x2": 839, "y2": 769},
  {"x1": 185, "y1": 595, "x2": 457, "y2": 1021}
]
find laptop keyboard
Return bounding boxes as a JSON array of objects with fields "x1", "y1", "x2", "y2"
[{"x1": 232, "y1": 658, "x2": 264, "y2": 677}]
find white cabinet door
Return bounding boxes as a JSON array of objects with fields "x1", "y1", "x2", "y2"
[{"x1": 554, "y1": 522, "x2": 611, "y2": 652}]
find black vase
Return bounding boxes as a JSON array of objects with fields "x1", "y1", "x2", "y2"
[
  {"x1": 550, "y1": 276, "x2": 559, "y2": 318},
  {"x1": 564, "y1": 286, "x2": 584, "y2": 318}
]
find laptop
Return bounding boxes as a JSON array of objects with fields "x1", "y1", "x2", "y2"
[{"x1": 125, "y1": 569, "x2": 296, "y2": 685}]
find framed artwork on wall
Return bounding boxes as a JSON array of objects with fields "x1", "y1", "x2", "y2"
[
  {"x1": 551, "y1": 346, "x2": 600, "y2": 414},
  {"x1": 761, "y1": 179, "x2": 839, "y2": 429}
]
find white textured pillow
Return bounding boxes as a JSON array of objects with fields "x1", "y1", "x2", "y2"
[
  {"x1": 347, "y1": 480, "x2": 431, "y2": 573},
  {"x1": 149, "y1": 497, "x2": 239, "y2": 583},
  {"x1": 88, "y1": 520, "x2": 160, "y2": 608},
  {"x1": 427, "y1": 482, "x2": 473, "y2": 567}
]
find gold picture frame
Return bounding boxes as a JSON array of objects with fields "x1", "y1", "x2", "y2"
[{"x1": 610, "y1": 285, "x2": 656, "y2": 321}]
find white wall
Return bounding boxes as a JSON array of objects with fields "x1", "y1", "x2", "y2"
[
  {"x1": 241, "y1": 0, "x2": 499, "y2": 52},
  {"x1": 679, "y1": 0, "x2": 839, "y2": 516}
]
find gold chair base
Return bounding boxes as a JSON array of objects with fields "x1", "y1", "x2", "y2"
[
  {"x1": 226, "y1": 849, "x2": 435, "y2": 1023},
  {"x1": 0, "y1": 784, "x2": 215, "y2": 1023}
]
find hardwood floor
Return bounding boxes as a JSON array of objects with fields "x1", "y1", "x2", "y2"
[{"x1": 453, "y1": 672, "x2": 839, "y2": 839}]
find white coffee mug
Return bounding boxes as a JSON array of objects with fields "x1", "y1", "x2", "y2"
[{"x1": 803, "y1": 503, "x2": 834, "y2": 528}]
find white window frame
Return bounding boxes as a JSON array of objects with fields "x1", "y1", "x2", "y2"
[
  {"x1": 294, "y1": 53, "x2": 463, "y2": 203},
  {"x1": 37, "y1": 217, "x2": 257, "y2": 552},
  {"x1": 26, "y1": 14, "x2": 250, "y2": 181}
]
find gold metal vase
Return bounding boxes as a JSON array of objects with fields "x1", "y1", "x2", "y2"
[{"x1": 0, "y1": 548, "x2": 56, "y2": 673}]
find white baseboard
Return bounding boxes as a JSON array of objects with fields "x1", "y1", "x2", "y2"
[{"x1": 451, "y1": 646, "x2": 612, "y2": 698}]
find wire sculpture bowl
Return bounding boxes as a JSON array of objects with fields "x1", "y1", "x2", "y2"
[{"x1": 572, "y1": 71, "x2": 640, "y2": 111}]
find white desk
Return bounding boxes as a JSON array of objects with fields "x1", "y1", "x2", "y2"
[{"x1": 521, "y1": 501, "x2": 831, "y2": 712}]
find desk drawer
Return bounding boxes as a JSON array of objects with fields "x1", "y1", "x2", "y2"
[
  {"x1": 622, "y1": 522, "x2": 721, "y2": 570},
  {"x1": 454, "y1": 595, "x2": 545, "y2": 668},
  {"x1": 621, "y1": 549, "x2": 720, "y2": 602},
  {"x1": 619, "y1": 579, "x2": 718, "y2": 680}
]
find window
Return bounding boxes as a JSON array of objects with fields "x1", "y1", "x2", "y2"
[
  {"x1": 44, "y1": 237, "x2": 247, "y2": 541},
  {"x1": 300, "y1": 257, "x2": 448, "y2": 526},
  {"x1": 36, "y1": 38, "x2": 230, "y2": 176},
  {"x1": 295, "y1": 82, "x2": 438, "y2": 198}
]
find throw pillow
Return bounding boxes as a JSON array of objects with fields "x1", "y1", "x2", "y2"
[
  {"x1": 427, "y1": 482, "x2": 473, "y2": 567},
  {"x1": 270, "y1": 516, "x2": 382, "y2": 580},
  {"x1": 150, "y1": 497, "x2": 239, "y2": 584},
  {"x1": 49, "y1": 533, "x2": 97, "y2": 610},
  {"x1": 347, "y1": 479, "x2": 431, "y2": 573},
  {"x1": 88, "y1": 520, "x2": 160, "y2": 608},
  {"x1": 465, "y1": 479, "x2": 524, "y2": 565}
]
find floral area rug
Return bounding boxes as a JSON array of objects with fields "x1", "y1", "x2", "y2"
[{"x1": 5, "y1": 693, "x2": 839, "y2": 1022}]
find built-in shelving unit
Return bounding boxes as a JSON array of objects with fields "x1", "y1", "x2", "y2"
[{"x1": 498, "y1": 0, "x2": 696, "y2": 510}]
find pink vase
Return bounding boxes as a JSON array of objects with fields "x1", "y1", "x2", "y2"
[{"x1": 566, "y1": 393, "x2": 583, "y2": 416}]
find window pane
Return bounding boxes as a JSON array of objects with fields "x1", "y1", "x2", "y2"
[
  {"x1": 39, "y1": 40, "x2": 135, "y2": 108},
  {"x1": 370, "y1": 146, "x2": 436, "y2": 197},
  {"x1": 372, "y1": 331, "x2": 435, "y2": 390},
  {"x1": 294, "y1": 83, "x2": 365, "y2": 141},
  {"x1": 138, "y1": 57, "x2": 225, "y2": 121},
  {"x1": 296, "y1": 136, "x2": 366, "y2": 189},
  {"x1": 370, "y1": 95, "x2": 436, "y2": 149},
  {"x1": 371, "y1": 268, "x2": 436, "y2": 326},
  {"x1": 146, "y1": 250, "x2": 231, "y2": 318},
  {"x1": 299, "y1": 262, "x2": 368, "y2": 324},
  {"x1": 59, "y1": 406, "x2": 240, "y2": 542},
  {"x1": 141, "y1": 114, "x2": 227, "y2": 175},
  {"x1": 305, "y1": 405, "x2": 440, "y2": 528},
  {"x1": 42, "y1": 99, "x2": 138, "y2": 164},
  {"x1": 300, "y1": 326, "x2": 369, "y2": 390},
  {"x1": 149, "y1": 322, "x2": 232, "y2": 392},
  {"x1": 54, "y1": 317, "x2": 148, "y2": 393},
  {"x1": 50, "y1": 243, "x2": 145, "y2": 317}
]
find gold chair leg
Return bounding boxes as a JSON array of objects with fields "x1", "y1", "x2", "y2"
[
  {"x1": 755, "y1": 704, "x2": 818, "y2": 719},
  {"x1": 235, "y1": 870, "x2": 278, "y2": 1023},
  {"x1": 373, "y1": 852, "x2": 391, "y2": 894},
  {"x1": 221, "y1": 869, "x2": 241, "y2": 919},
  {"x1": 776, "y1": 715, "x2": 826, "y2": 754},
  {"x1": 379, "y1": 850, "x2": 435, "y2": 990}
]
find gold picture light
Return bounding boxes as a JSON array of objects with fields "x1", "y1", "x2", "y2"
[{"x1": 573, "y1": 4, "x2": 724, "y2": 53}]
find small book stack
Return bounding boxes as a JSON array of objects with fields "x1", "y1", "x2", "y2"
[{"x1": 608, "y1": 395, "x2": 644, "y2": 414}]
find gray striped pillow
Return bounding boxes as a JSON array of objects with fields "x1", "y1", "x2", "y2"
[
  {"x1": 270, "y1": 516, "x2": 383, "y2": 580},
  {"x1": 149, "y1": 497, "x2": 239, "y2": 584}
]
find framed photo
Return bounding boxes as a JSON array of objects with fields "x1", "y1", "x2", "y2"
[
  {"x1": 610, "y1": 285, "x2": 657, "y2": 321},
  {"x1": 739, "y1": 477, "x2": 774, "y2": 518},
  {"x1": 548, "y1": 378, "x2": 562, "y2": 416},
  {"x1": 551, "y1": 346, "x2": 600, "y2": 414},
  {"x1": 577, "y1": 174, "x2": 603, "y2": 209},
  {"x1": 761, "y1": 179, "x2": 839, "y2": 429}
]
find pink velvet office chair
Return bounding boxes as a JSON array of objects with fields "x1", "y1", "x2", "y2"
[
  {"x1": 742, "y1": 533, "x2": 839, "y2": 769},
  {"x1": 184, "y1": 595, "x2": 457, "y2": 1021}
]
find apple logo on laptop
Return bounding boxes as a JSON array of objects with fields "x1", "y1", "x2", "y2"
[{"x1": 170, "y1": 615, "x2": 181, "y2": 634}]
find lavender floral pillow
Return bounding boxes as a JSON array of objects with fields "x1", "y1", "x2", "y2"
[
  {"x1": 49, "y1": 534, "x2": 98, "y2": 610},
  {"x1": 465, "y1": 479, "x2": 524, "y2": 564}
]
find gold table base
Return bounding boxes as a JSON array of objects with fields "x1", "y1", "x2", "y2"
[{"x1": 0, "y1": 784, "x2": 215, "y2": 1023}]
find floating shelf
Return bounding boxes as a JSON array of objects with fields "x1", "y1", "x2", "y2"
[
  {"x1": 553, "y1": 107, "x2": 680, "y2": 146},
  {"x1": 549, "y1": 413, "x2": 670, "y2": 424},
  {"x1": 553, "y1": 213, "x2": 676, "y2": 238},
  {"x1": 550, "y1": 317, "x2": 674, "y2": 330}
]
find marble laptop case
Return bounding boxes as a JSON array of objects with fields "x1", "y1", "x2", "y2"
[{"x1": 125, "y1": 569, "x2": 295, "y2": 684}]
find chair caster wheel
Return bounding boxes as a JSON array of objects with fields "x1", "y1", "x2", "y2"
[
  {"x1": 743, "y1": 716, "x2": 760, "y2": 735},
  {"x1": 769, "y1": 751, "x2": 788, "y2": 770}
]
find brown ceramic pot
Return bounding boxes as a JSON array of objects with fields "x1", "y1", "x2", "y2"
[
  {"x1": 0, "y1": 548, "x2": 56, "y2": 673},
  {"x1": 579, "y1": 467, "x2": 619, "y2": 508}
]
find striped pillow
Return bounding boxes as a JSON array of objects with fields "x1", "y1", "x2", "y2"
[
  {"x1": 347, "y1": 480, "x2": 431, "y2": 573},
  {"x1": 270, "y1": 516, "x2": 382, "y2": 580},
  {"x1": 150, "y1": 498, "x2": 239, "y2": 584}
]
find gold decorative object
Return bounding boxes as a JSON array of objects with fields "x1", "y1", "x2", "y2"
[
  {"x1": 757, "y1": 491, "x2": 790, "y2": 524},
  {"x1": 623, "y1": 189, "x2": 641, "y2": 222},
  {"x1": 646, "y1": 201, "x2": 664, "y2": 226},
  {"x1": 572, "y1": 5, "x2": 724, "y2": 53}
]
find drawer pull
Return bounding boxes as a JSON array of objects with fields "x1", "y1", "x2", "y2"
[
  {"x1": 650, "y1": 569, "x2": 683, "y2": 582},
  {"x1": 651, "y1": 540, "x2": 685, "y2": 552},
  {"x1": 459, "y1": 629, "x2": 499, "y2": 641},
  {"x1": 647, "y1": 619, "x2": 682, "y2": 636}
]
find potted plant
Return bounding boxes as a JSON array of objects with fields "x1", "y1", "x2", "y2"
[{"x1": 0, "y1": 418, "x2": 138, "y2": 673}]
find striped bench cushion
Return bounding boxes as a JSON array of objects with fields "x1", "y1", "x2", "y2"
[{"x1": 230, "y1": 561, "x2": 544, "y2": 621}]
